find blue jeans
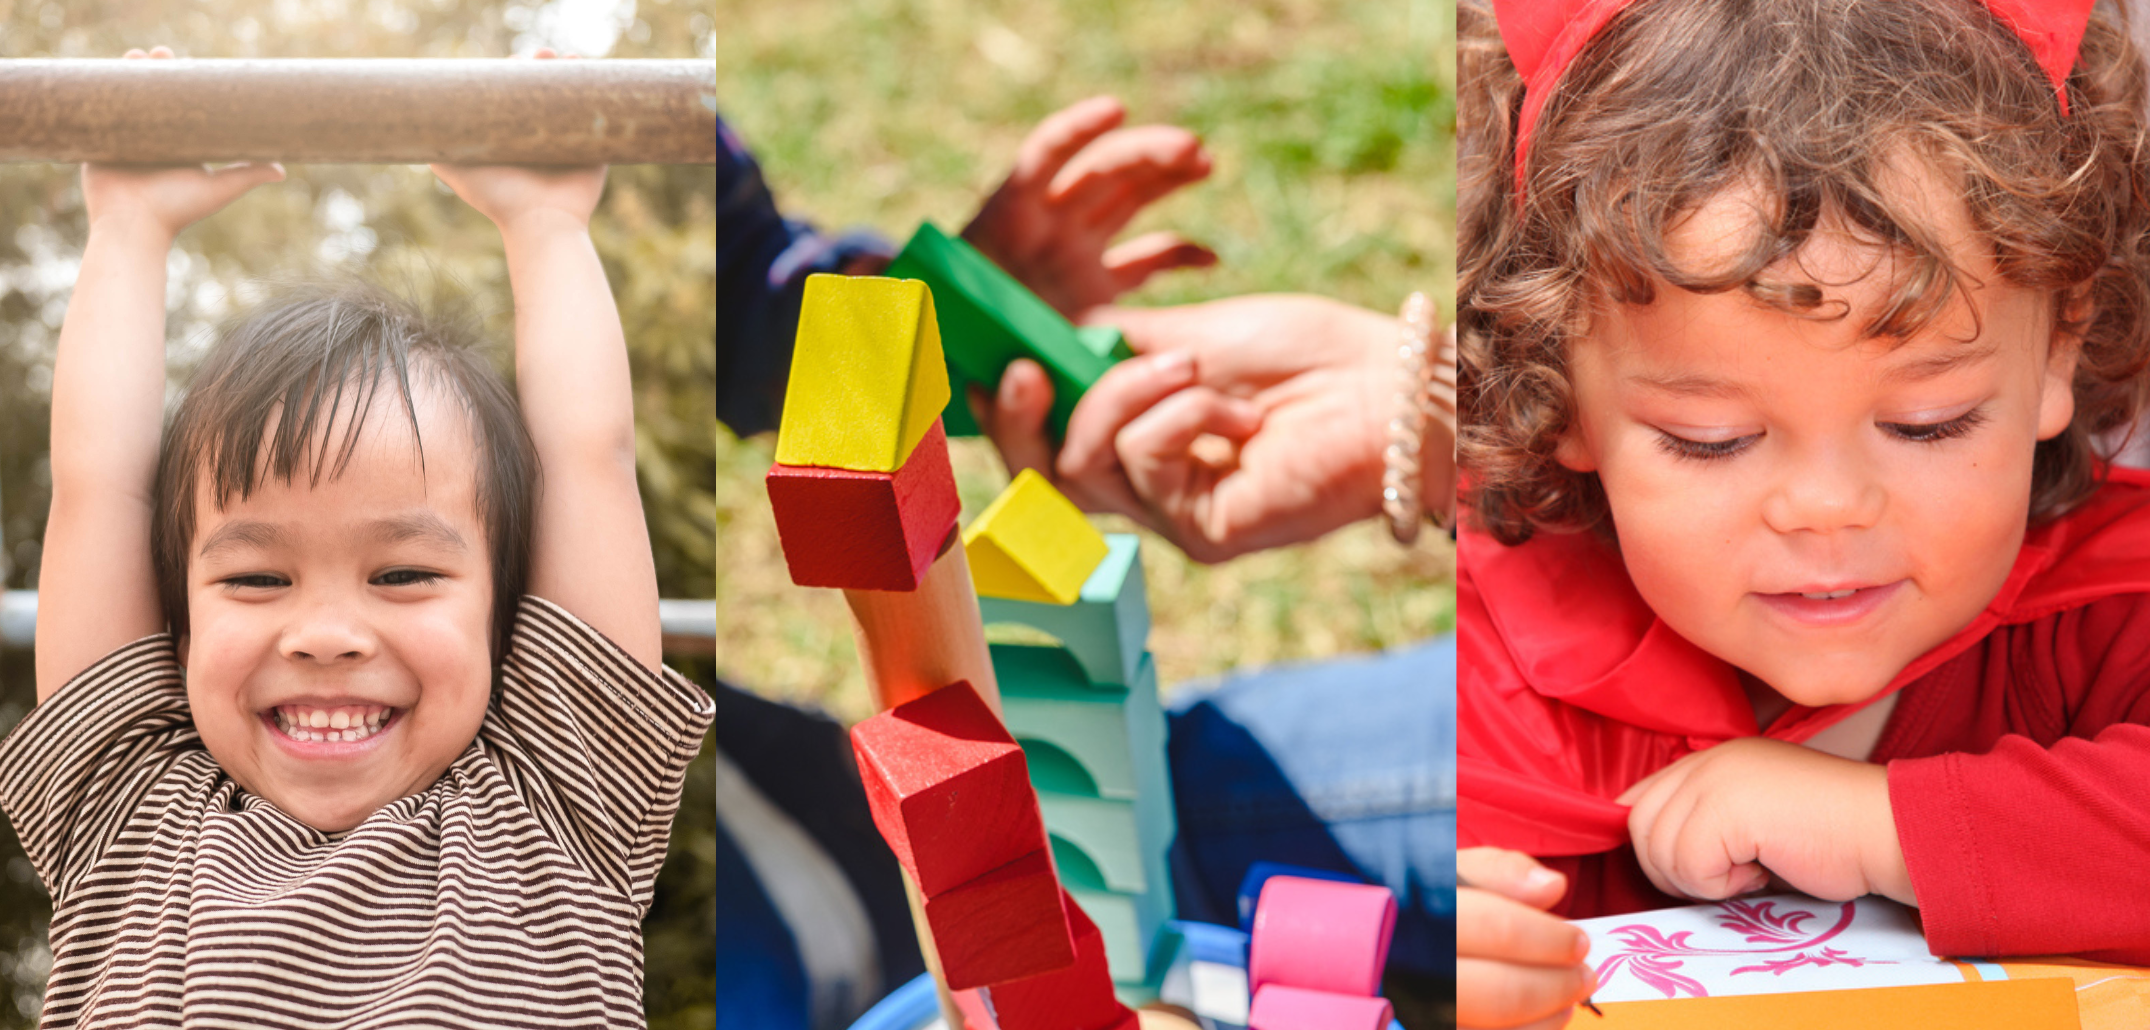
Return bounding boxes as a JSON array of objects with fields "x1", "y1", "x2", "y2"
[
  {"x1": 712, "y1": 638, "x2": 1458, "y2": 1029},
  {"x1": 1164, "y1": 636, "x2": 1458, "y2": 975}
]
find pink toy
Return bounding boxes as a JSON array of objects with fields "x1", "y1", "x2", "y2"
[
  {"x1": 1246, "y1": 876, "x2": 1398, "y2": 997},
  {"x1": 1247, "y1": 984, "x2": 1395, "y2": 1030}
]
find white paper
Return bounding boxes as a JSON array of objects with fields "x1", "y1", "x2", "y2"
[{"x1": 1575, "y1": 894, "x2": 1968, "y2": 1001}]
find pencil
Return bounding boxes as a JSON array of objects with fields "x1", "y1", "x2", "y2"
[{"x1": 1458, "y1": 874, "x2": 1604, "y2": 1018}]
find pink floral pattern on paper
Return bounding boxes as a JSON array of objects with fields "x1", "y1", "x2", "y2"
[{"x1": 1593, "y1": 899, "x2": 1888, "y2": 999}]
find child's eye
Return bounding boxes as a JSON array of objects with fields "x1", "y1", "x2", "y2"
[
  {"x1": 1881, "y1": 407, "x2": 1990, "y2": 444},
  {"x1": 221, "y1": 574, "x2": 289, "y2": 590},
  {"x1": 374, "y1": 569, "x2": 444, "y2": 587},
  {"x1": 1654, "y1": 430, "x2": 1759, "y2": 462}
]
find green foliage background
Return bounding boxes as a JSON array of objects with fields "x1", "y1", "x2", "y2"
[{"x1": 0, "y1": 2, "x2": 718, "y2": 1027}]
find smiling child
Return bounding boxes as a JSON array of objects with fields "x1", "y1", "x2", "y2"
[
  {"x1": 1456, "y1": 0, "x2": 2150, "y2": 1027},
  {"x1": 0, "y1": 48, "x2": 710, "y2": 1028}
]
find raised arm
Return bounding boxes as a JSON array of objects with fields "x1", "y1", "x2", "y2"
[
  {"x1": 429, "y1": 51, "x2": 661, "y2": 669},
  {"x1": 35, "y1": 47, "x2": 285, "y2": 700}
]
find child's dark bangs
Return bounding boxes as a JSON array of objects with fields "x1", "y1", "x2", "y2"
[{"x1": 201, "y1": 319, "x2": 428, "y2": 510}]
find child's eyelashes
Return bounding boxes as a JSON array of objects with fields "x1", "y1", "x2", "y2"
[
  {"x1": 374, "y1": 569, "x2": 444, "y2": 587},
  {"x1": 1652, "y1": 407, "x2": 1992, "y2": 462},
  {"x1": 1881, "y1": 406, "x2": 1990, "y2": 443},
  {"x1": 219, "y1": 573, "x2": 290, "y2": 591},
  {"x1": 1653, "y1": 431, "x2": 1758, "y2": 462}
]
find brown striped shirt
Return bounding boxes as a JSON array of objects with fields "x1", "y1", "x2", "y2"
[{"x1": 0, "y1": 596, "x2": 715, "y2": 1028}]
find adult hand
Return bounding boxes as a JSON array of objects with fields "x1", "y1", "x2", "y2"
[
  {"x1": 430, "y1": 50, "x2": 607, "y2": 235},
  {"x1": 962, "y1": 96, "x2": 1216, "y2": 319},
  {"x1": 81, "y1": 47, "x2": 286, "y2": 243},
  {"x1": 1458, "y1": 848, "x2": 1596, "y2": 1030},
  {"x1": 1617, "y1": 737, "x2": 1913, "y2": 906},
  {"x1": 980, "y1": 294, "x2": 1425, "y2": 563}
]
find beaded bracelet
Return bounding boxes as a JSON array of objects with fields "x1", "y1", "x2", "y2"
[{"x1": 1382, "y1": 292, "x2": 1444, "y2": 544}]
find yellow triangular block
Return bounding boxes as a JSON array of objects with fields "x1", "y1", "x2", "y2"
[
  {"x1": 964, "y1": 469, "x2": 1110, "y2": 605},
  {"x1": 774, "y1": 275, "x2": 953, "y2": 473}
]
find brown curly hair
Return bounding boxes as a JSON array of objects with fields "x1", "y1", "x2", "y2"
[{"x1": 1459, "y1": 0, "x2": 2150, "y2": 544}]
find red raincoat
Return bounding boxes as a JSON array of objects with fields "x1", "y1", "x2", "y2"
[{"x1": 1460, "y1": 466, "x2": 2150, "y2": 961}]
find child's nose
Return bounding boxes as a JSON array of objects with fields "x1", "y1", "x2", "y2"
[
  {"x1": 1760, "y1": 446, "x2": 1886, "y2": 534},
  {"x1": 279, "y1": 599, "x2": 376, "y2": 662}
]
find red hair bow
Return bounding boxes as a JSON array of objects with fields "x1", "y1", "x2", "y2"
[{"x1": 1495, "y1": 0, "x2": 2097, "y2": 196}]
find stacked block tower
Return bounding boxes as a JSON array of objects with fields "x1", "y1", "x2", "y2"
[
  {"x1": 965, "y1": 469, "x2": 1180, "y2": 996},
  {"x1": 769, "y1": 273, "x2": 1142, "y2": 1030}
]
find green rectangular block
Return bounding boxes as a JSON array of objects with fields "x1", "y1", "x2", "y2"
[
  {"x1": 883, "y1": 222, "x2": 1123, "y2": 438},
  {"x1": 980, "y1": 534, "x2": 1149, "y2": 688}
]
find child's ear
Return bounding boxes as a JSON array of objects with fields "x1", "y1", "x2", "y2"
[
  {"x1": 2035, "y1": 294, "x2": 2087, "y2": 441},
  {"x1": 1554, "y1": 426, "x2": 1599, "y2": 472}
]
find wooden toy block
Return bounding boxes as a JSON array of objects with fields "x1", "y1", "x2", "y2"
[
  {"x1": 979, "y1": 533, "x2": 1151, "y2": 686},
  {"x1": 1076, "y1": 324, "x2": 1135, "y2": 363},
  {"x1": 883, "y1": 222, "x2": 1121, "y2": 437},
  {"x1": 1247, "y1": 877, "x2": 1398, "y2": 998},
  {"x1": 1000, "y1": 646, "x2": 1173, "y2": 824},
  {"x1": 1052, "y1": 834, "x2": 1176, "y2": 985},
  {"x1": 774, "y1": 274, "x2": 952, "y2": 473},
  {"x1": 1247, "y1": 985, "x2": 1394, "y2": 1030},
  {"x1": 923, "y1": 849, "x2": 1078, "y2": 990},
  {"x1": 1156, "y1": 920, "x2": 1254, "y2": 1027},
  {"x1": 768, "y1": 420, "x2": 959, "y2": 592},
  {"x1": 1235, "y1": 863, "x2": 1369, "y2": 934},
  {"x1": 985, "y1": 891, "x2": 1139, "y2": 1030},
  {"x1": 965, "y1": 470, "x2": 1111, "y2": 605},
  {"x1": 1038, "y1": 792, "x2": 1154, "y2": 895},
  {"x1": 851, "y1": 679, "x2": 1048, "y2": 896}
]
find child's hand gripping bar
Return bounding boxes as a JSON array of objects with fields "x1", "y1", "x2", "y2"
[{"x1": 0, "y1": 58, "x2": 716, "y2": 164}]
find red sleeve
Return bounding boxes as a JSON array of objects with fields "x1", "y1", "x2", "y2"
[{"x1": 1886, "y1": 593, "x2": 2150, "y2": 963}]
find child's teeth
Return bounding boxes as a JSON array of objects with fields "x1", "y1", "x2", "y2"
[
  {"x1": 1801, "y1": 589, "x2": 1858, "y2": 600},
  {"x1": 275, "y1": 705, "x2": 393, "y2": 743}
]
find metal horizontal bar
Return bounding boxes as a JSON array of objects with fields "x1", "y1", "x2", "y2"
[
  {"x1": 1, "y1": 590, "x2": 719, "y2": 653},
  {"x1": 0, "y1": 59, "x2": 717, "y2": 164}
]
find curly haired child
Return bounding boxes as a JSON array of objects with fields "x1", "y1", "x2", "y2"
[
  {"x1": 1455, "y1": 0, "x2": 2150, "y2": 1026},
  {"x1": 0, "y1": 48, "x2": 709, "y2": 1028}
]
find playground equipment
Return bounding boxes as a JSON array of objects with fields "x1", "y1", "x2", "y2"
[{"x1": 0, "y1": 58, "x2": 717, "y2": 164}]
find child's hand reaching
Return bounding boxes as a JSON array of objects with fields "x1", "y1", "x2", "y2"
[
  {"x1": 961, "y1": 95, "x2": 1216, "y2": 320},
  {"x1": 429, "y1": 49, "x2": 606, "y2": 234},
  {"x1": 81, "y1": 47, "x2": 286, "y2": 242},
  {"x1": 1459, "y1": 848, "x2": 1596, "y2": 1030},
  {"x1": 1617, "y1": 737, "x2": 1914, "y2": 906}
]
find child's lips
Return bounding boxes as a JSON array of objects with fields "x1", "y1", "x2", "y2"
[
  {"x1": 1753, "y1": 580, "x2": 1906, "y2": 626},
  {"x1": 260, "y1": 704, "x2": 402, "y2": 757}
]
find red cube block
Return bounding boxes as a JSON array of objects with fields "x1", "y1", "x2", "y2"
[
  {"x1": 852, "y1": 681, "x2": 1050, "y2": 896},
  {"x1": 925, "y1": 849, "x2": 1077, "y2": 990},
  {"x1": 985, "y1": 891, "x2": 1138, "y2": 1030},
  {"x1": 767, "y1": 419, "x2": 959, "y2": 591}
]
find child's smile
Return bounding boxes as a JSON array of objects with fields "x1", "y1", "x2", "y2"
[
  {"x1": 181, "y1": 379, "x2": 495, "y2": 833},
  {"x1": 1555, "y1": 178, "x2": 2081, "y2": 713}
]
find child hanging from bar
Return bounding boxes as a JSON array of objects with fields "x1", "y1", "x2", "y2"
[
  {"x1": 0, "y1": 47, "x2": 710, "y2": 1028},
  {"x1": 1454, "y1": 0, "x2": 2150, "y2": 1026}
]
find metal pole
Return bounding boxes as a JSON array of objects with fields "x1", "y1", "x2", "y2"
[{"x1": 0, "y1": 59, "x2": 717, "y2": 165}]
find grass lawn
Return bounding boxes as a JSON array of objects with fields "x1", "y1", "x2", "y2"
[{"x1": 713, "y1": 0, "x2": 1456, "y2": 722}]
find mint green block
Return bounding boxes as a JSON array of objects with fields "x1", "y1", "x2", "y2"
[
  {"x1": 979, "y1": 534, "x2": 1149, "y2": 687},
  {"x1": 1052, "y1": 831, "x2": 1176, "y2": 985},
  {"x1": 1000, "y1": 644, "x2": 1170, "y2": 807},
  {"x1": 883, "y1": 222, "x2": 1122, "y2": 437}
]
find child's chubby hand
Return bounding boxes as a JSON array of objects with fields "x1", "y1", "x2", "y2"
[
  {"x1": 960, "y1": 95, "x2": 1217, "y2": 320},
  {"x1": 430, "y1": 49, "x2": 606, "y2": 237},
  {"x1": 1459, "y1": 847, "x2": 1597, "y2": 1030},
  {"x1": 1618, "y1": 737, "x2": 1915, "y2": 906},
  {"x1": 81, "y1": 47, "x2": 286, "y2": 241}
]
